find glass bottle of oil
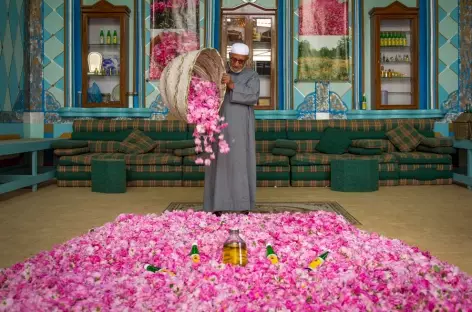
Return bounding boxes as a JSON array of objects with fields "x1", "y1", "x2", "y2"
[{"x1": 222, "y1": 229, "x2": 248, "y2": 266}]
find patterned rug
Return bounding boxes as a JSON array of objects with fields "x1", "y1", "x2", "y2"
[{"x1": 165, "y1": 201, "x2": 361, "y2": 225}]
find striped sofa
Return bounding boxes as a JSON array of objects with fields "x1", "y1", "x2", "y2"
[{"x1": 54, "y1": 119, "x2": 454, "y2": 187}]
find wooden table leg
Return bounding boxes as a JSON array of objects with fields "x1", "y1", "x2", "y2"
[{"x1": 32, "y1": 151, "x2": 37, "y2": 192}]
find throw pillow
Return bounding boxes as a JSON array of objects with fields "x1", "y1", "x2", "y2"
[
  {"x1": 386, "y1": 124, "x2": 422, "y2": 152},
  {"x1": 315, "y1": 128, "x2": 352, "y2": 154},
  {"x1": 416, "y1": 145, "x2": 456, "y2": 154},
  {"x1": 272, "y1": 147, "x2": 297, "y2": 157},
  {"x1": 421, "y1": 137, "x2": 453, "y2": 148},
  {"x1": 274, "y1": 139, "x2": 298, "y2": 150},
  {"x1": 119, "y1": 129, "x2": 156, "y2": 154},
  {"x1": 348, "y1": 147, "x2": 383, "y2": 155}
]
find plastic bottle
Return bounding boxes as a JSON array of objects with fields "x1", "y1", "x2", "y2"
[
  {"x1": 266, "y1": 243, "x2": 279, "y2": 264},
  {"x1": 306, "y1": 251, "x2": 329, "y2": 271},
  {"x1": 189, "y1": 242, "x2": 200, "y2": 263}
]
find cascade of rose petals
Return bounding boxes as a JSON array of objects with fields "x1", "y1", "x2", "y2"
[
  {"x1": 187, "y1": 76, "x2": 229, "y2": 166},
  {"x1": 1, "y1": 211, "x2": 472, "y2": 311}
]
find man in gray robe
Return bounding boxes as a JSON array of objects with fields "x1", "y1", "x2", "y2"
[{"x1": 203, "y1": 43, "x2": 260, "y2": 214}]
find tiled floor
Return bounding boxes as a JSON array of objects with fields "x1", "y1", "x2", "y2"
[{"x1": 1, "y1": 184, "x2": 471, "y2": 274}]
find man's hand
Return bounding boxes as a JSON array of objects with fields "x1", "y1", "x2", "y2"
[{"x1": 221, "y1": 74, "x2": 234, "y2": 90}]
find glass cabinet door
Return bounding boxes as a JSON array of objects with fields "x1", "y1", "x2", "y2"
[
  {"x1": 221, "y1": 13, "x2": 277, "y2": 110},
  {"x1": 251, "y1": 17, "x2": 274, "y2": 109},
  {"x1": 378, "y1": 18, "x2": 413, "y2": 107},
  {"x1": 85, "y1": 17, "x2": 121, "y2": 107}
]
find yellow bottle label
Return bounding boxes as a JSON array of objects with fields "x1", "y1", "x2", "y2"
[
  {"x1": 158, "y1": 268, "x2": 176, "y2": 276},
  {"x1": 267, "y1": 254, "x2": 279, "y2": 264},
  {"x1": 106, "y1": 37, "x2": 111, "y2": 44},
  {"x1": 113, "y1": 37, "x2": 117, "y2": 44},
  {"x1": 307, "y1": 257, "x2": 324, "y2": 271},
  {"x1": 362, "y1": 102, "x2": 367, "y2": 110},
  {"x1": 191, "y1": 254, "x2": 200, "y2": 263}
]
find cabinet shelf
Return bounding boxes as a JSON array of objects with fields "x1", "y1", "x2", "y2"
[
  {"x1": 370, "y1": 1, "x2": 418, "y2": 110},
  {"x1": 88, "y1": 44, "x2": 120, "y2": 47}
]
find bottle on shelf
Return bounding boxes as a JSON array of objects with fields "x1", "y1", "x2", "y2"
[
  {"x1": 402, "y1": 32, "x2": 407, "y2": 46},
  {"x1": 306, "y1": 251, "x2": 329, "y2": 271},
  {"x1": 380, "y1": 32, "x2": 385, "y2": 47},
  {"x1": 222, "y1": 229, "x2": 248, "y2": 266},
  {"x1": 362, "y1": 94, "x2": 367, "y2": 110},
  {"x1": 99, "y1": 29, "x2": 104, "y2": 44},
  {"x1": 113, "y1": 30, "x2": 118, "y2": 44},
  {"x1": 106, "y1": 30, "x2": 111, "y2": 44}
]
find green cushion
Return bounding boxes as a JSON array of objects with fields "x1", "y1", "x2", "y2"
[
  {"x1": 348, "y1": 147, "x2": 383, "y2": 155},
  {"x1": 416, "y1": 145, "x2": 456, "y2": 154},
  {"x1": 315, "y1": 128, "x2": 352, "y2": 154},
  {"x1": 173, "y1": 147, "x2": 198, "y2": 156},
  {"x1": 386, "y1": 124, "x2": 422, "y2": 152},
  {"x1": 71, "y1": 130, "x2": 132, "y2": 141},
  {"x1": 391, "y1": 152, "x2": 452, "y2": 164},
  {"x1": 91, "y1": 159, "x2": 126, "y2": 193},
  {"x1": 166, "y1": 140, "x2": 196, "y2": 149},
  {"x1": 274, "y1": 139, "x2": 298, "y2": 150},
  {"x1": 272, "y1": 147, "x2": 296, "y2": 157},
  {"x1": 51, "y1": 140, "x2": 88, "y2": 149},
  {"x1": 119, "y1": 129, "x2": 157, "y2": 154},
  {"x1": 331, "y1": 159, "x2": 379, "y2": 192},
  {"x1": 257, "y1": 166, "x2": 290, "y2": 181},
  {"x1": 420, "y1": 137, "x2": 453, "y2": 148}
]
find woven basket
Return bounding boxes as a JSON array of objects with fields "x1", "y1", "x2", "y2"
[{"x1": 159, "y1": 48, "x2": 227, "y2": 122}]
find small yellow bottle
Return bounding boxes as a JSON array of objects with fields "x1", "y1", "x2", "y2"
[
  {"x1": 222, "y1": 229, "x2": 248, "y2": 266},
  {"x1": 266, "y1": 243, "x2": 279, "y2": 264},
  {"x1": 306, "y1": 251, "x2": 329, "y2": 271},
  {"x1": 144, "y1": 264, "x2": 176, "y2": 276},
  {"x1": 189, "y1": 242, "x2": 200, "y2": 263}
]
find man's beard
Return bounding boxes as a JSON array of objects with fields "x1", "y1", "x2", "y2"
[{"x1": 229, "y1": 63, "x2": 245, "y2": 74}]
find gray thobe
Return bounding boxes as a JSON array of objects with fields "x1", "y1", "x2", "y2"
[{"x1": 203, "y1": 67, "x2": 260, "y2": 212}]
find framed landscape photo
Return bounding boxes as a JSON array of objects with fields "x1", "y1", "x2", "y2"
[{"x1": 297, "y1": 0, "x2": 350, "y2": 82}]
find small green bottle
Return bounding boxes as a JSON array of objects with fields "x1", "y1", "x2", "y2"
[
  {"x1": 402, "y1": 32, "x2": 407, "y2": 46},
  {"x1": 106, "y1": 30, "x2": 111, "y2": 44},
  {"x1": 113, "y1": 30, "x2": 118, "y2": 44},
  {"x1": 380, "y1": 32, "x2": 384, "y2": 46},
  {"x1": 266, "y1": 243, "x2": 279, "y2": 264},
  {"x1": 99, "y1": 29, "x2": 104, "y2": 44},
  {"x1": 306, "y1": 251, "x2": 329, "y2": 271},
  {"x1": 362, "y1": 93, "x2": 367, "y2": 110},
  {"x1": 144, "y1": 264, "x2": 175, "y2": 276}
]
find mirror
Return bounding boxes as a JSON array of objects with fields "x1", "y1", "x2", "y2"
[{"x1": 88, "y1": 52, "x2": 103, "y2": 73}]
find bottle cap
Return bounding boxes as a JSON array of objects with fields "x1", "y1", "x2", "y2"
[
  {"x1": 266, "y1": 242, "x2": 272, "y2": 247},
  {"x1": 192, "y1": 242, "x2": 198, "y2": 246}
]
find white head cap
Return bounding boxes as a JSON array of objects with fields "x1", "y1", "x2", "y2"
[{"x1": 230, "y1": 43, "x2": 249, "y2": 56}]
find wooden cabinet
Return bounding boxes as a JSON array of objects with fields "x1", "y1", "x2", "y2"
[
  {"x1": 369, "y1": 1, "x2": 418, "y2": 110},
  {"x1": 221, "y1": 4, "x2": 277, "y2": 110},
  {"x1": 81, "y1": 0, "x2": 130, "y2": 108}
]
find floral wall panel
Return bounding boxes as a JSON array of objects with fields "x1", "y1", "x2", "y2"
[{"x1": 145, "y1": 0, "x2": 206, "y2": 108}]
